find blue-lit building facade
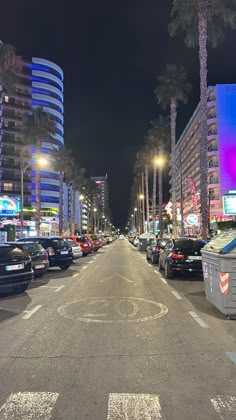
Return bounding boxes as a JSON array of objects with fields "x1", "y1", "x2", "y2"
[{"x1": 0, "y1": 57, "x2": 64, "y2": 233}]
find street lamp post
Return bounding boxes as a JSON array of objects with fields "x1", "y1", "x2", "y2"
[
  {"x1": 93, "y1": 208, "x2": 97, "y2": 234},
  {"x1": 139, "y1": 194, "x2": 145, "y2": 234},
  {"x1": 79, "y1": 194, "x2": 85, "y2": 235}
]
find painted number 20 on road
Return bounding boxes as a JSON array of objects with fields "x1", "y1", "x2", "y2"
[{"x1": 58, "y1": 297, "x2": 168, "y2": 323}]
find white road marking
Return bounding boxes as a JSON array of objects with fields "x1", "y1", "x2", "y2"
[
  {"x1": 160, "y1": 277, "x2": 167, "y2": 284},
  {"x1": 99, "y1": 273, "x2": 133, "y2": 284},
  {"x1": 107, "y1": 393, "x2": 162, "y2": 419},
  {"x1": 0, "y1": 392, "x2": 59, "y2": 420},
  {"x1": 41, "y1": 285, "x2": 64, "y2": 293},
  {"x1": 211, "y1": 396, "x2": 236, "y2": 419},
  {"x1": 89, "y1": 261, "x2": 94, "y2": 264},
  {"x1": 22, "y1": 305, "x2": 42, "y2": 320},
  {"x1": 189, "y1": 311, "x2": 209, "y2": 328},
  {"x1": 83, "y1": 266, "x2": 88, "y2": 270},
  {"x1": 55, "y1": 285, "x2": 65, "y2": 292},
  {"x1": 172, "y1": 291, "x2": 182, "y2": 300},
  {"x1": 72, "y1": 273, "x2": 79, "y2": 278}
]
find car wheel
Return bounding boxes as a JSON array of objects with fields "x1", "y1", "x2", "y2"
[
  {"x1": 165, "y1": 261, "x2": 173, "y2": 279},
  {"x1": 60, "y1": 265, "x2": 70, "y2": 270},
  {"x1": 13, "y1": 284, "x2": 28, "y2": 294}
]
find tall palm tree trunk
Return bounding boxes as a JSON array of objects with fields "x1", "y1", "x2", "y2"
[
  {"x1": 141, "y1": 172, "x2": 145, "y2": 233},
  {"x1": 70, "y1": 183, "x2": 75, "y2": 235},
  {"x1": 58, "y1": 172, "x2": 64, "y2": 236},
  {"x1": 158, "y1": 167, "x2": 163, "y2": 238},
  {"x1": 145, "y1": 164, "x2": 149, "y2": 232},
  {"x1": 35, "y1": 139, "x2": 41, "y2": 236},
  {"x1": 198, "y1": 13, "x2": 209, "y2": 241},
  {"x1": 152, "y1": 167, "x2": 157, "y2": 233},
  {"x1": 170, "y1": 98, "x2": 177, "y2": 237}
]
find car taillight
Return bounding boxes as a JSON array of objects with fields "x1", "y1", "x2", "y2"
[
  {"x1": 47, "y1": 247, "x2": 55, "y2": 256},
  {"x1": 171, "y1": 252, "x2": 184, "y2": 259},
  {"x1": 156, "y1": 247, "x2": 161, "y2": 252},
  {"x1": 44, "y1": 252, "x2": 49, "y2": 260}
]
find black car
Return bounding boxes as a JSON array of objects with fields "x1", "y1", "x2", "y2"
[
  {"x1": 146, "y1": 238, "x2": 169, "y2": 264},
  {"x1": 0, "y1": 244, "x2": 33, "y2": 294},
  {"x1": 158, "y1": 237, "x2": 207, "y2": 279},
  {"x1": 9, "y1": 242, "x2": 49, "y2": 276},
  {"x1": 18, "y1": 237, "x2": 73, "y2": 270}
]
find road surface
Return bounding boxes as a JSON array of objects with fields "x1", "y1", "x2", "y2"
[{"x1": 0, "y1": 239, "x2": 236, "y2": 419}]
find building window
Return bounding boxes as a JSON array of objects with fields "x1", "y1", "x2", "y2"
[
  {"x1": 3, "y1": 182, "x2": 13, "y2": 191},
  {"x1": 4, "y1": 96, "x2": 9, "y2": 103}
]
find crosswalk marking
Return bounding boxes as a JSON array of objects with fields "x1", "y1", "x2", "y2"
[
  {"x1": 107, "y1": 393, "x2": 162, "y2": 419},
  {"x1": 0, "y1": 392, "x2": 59, "y2": 420},
  {"x1": 211, "y1": 396, "x2": 236, "y2": 419}
]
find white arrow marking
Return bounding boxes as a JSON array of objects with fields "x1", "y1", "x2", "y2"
[{"x1": 99, "y1": 273, "x2": 133, "y2": 284}]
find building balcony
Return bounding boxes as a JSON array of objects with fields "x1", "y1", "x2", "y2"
[{"x1": 207, "y1": 150, "x2": 218, "y2": 157}]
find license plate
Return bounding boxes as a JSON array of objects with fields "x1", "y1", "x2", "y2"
[
  {"x1": 61, "y1": 250, "x2": 68, "y2": 255},
  {"x1": 5, "y1": 264, "x2": 24, "y2": 271},
  {"x1": 187, "y1": 256, "x2": 202, "y2": 260},
  {"x1": 35, "y1": 264, "x2": 45, "y2": 269}
]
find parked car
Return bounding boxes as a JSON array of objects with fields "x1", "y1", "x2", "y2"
[
  {"x1": 64, "y1": 236, "x2": 92, "y2": 256},
  {"x1": 133, "y1": 236, "x2": 139, "y2": 247},
  {"x1": 0, "y1": 244, "x2": 33, "y2": 294},
  {"x1": 65, "y1": 238, "x2": 83, "y2": 260},
  {"x1": 158, "y1": 237, "x2": 207, "y2": 279},
  {"x1": 85, "y1": 234, "x2": 103, "y2": 251},
  {"x1": 18, "y1": 237, "x2": 73, "y2": 270},
  {"x1": 104, "y1": 236, "x2": 113, "y2": 244},
  {"x1": 8, "y1": 241, "x2": 49, "y2": 276},
  {"x1": 146, "y1": 238, "x2": 169, "y2": 264},
  {"x1": 119, "y1": 235, "x2": 125, "y2": 240},
  {"x1": 98, "y1": 236, "x2": 107, "y2": 246}
]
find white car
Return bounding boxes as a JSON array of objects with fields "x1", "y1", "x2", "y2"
[
  {"x1": 133, "y1": 236, "x2": 139, "y2": 247},
  {"x1": 66, "y1": 238, "x2": 83, "y2": 260},
  {"x1": 119, "y1": 235, "x2": 125, "y2": 240}
]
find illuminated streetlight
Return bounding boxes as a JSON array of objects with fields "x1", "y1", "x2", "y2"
[
  {"x1": 79, "y1": 194, "x2": 85, "y2": 201},
  {"x1": 153, "y1": 156, "x2": 165, "y2": 168},
  {"x1": 139, "y1": 194, "x2": 144, "y2": 200},
  {"x1": 134, "y1": 207, "x2": 137, "y2": 212},
  {"x1": 38, "y1": 157, "x2": 48, "y2": 167}
]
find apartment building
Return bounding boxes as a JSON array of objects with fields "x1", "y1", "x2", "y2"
[{"x1": 174, "y1": 84, "x2": 236, "y2": 232}]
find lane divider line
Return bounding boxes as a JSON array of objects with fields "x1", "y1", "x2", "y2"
[
  {"x1": 189, "y1": 311, "x2": 209, "y2": 328},
  {"x1": 89, "y1": 261, "x2": 94, "y2": 264},
  {"x1": 171, "y1": 291, "x2": 183, "y2": 300},
  {"x1": 72, "y1": 273, "x2": 79, "y2": 278},
  {"x1": 22, "y1": 305, "x2": 42, "y2": 320},
  {"x1": 225, "y1": 352, "x2": 236, "y2": 364},
  {"x1": 83, "y1": 266, "x2": 88, "y2": 270},
  {"x1": 55, "y1": 285, "x2": 65, "y2": 292},
  {"x1": 160, "y1": 277, "x2": 167, "y2": 284}
]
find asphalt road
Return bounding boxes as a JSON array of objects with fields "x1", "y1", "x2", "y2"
[{"x1": 0, "y1": 239, "x2": 236, "y2": 419}]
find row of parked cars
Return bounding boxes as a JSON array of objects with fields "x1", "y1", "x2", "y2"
[
  {"x1": 0, "y1": 234, "x2": 115, "y2": 295},
  {"x1": 129, "y1": 234, "x2": 207, "y2": 279}
]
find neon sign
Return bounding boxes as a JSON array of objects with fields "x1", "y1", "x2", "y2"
[{"x1": 0, "y1": 197, "x2": 20, "y2": 216}]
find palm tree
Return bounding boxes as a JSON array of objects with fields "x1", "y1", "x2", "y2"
[
  {"x1": 0, "y1": 42, "x2": 21, "y2": 93},
  {"x1": 150, "y1": 115, "x2": 170, "y2": 238},
  {"x1": 154, "y1": 65, "x2": 191, "y2": 237},
  {"x1": 169, "y1": 0, "x2": 236, "y2": 239},
  {"x1": 53, "y1": 146, "x2": 73, "y2": 235},
  {"x1": 134, "y1": 151, "x2": 146, "y2": 233},
  {"x1": 23, "y1": 107, "x2": 57, "y2": 235}
]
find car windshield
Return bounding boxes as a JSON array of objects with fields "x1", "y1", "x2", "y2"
[
  {"x1": 51, "y1": 239, "x2": 68, "y2": 249},
  {"x1": 77, "y1": 237, "x2": 87, "y2": 243},
  {"x1": 67, "y1": 240, "x2": 77, "y2": 247}
]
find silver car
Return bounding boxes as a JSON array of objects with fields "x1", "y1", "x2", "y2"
[{"x1": 66, "y1": 239, "x2": 83, "y2": 260}]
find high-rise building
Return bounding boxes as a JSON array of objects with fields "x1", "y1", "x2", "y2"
[
  {"x1": 0, "y1": 56, "x2": 63, "y2": 223},
  {"x1": 91, "y1": 175, "x2": 109, "y2": 215},
  {"x1": 173, "y1": 84, "x2": 236, "y2": 233}
]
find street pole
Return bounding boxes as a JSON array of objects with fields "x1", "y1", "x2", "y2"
[
  {"x1": 179, "y1": 151, "x2": 184, "y2": 237},
  {"x1": 20, "y1": 160, "x2": 24, "y2": 238},
  {"x1": 158, "y1": 166, "x2": 163, "y2": 238}
]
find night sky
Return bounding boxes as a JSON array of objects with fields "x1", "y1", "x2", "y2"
[{"x1": 1, "y1": 1, "x2": 236, "y2": 227}]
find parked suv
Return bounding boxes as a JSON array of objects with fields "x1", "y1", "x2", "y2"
[
  {"x1": 18, "y1": 237, "x2": 73, "y2": 270},
  {"x1": 9, "y1": 241, "x2": 49, "y2": 276},
  {"x1": 0, "y1": 244, "x2": 33, "y2": 294}
]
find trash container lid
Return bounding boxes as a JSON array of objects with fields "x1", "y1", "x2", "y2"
[{"x1": 202, "y1": 230, "x2": 236, "y2": 254}]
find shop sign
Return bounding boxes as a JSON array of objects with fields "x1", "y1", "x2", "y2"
[
  {"x1": 223, "y1": 194, "x2": 236, "y2": 215},
  {"x1": 187, "y1": 214, "x2": 198, "y2": 225},
  {"x1": 0, "y1": 197, "x2": 20, "y2": 216}
]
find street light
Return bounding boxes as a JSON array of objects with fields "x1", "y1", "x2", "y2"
[{"x1": 20, "y1": 156, "x2": 48, "y2": 238}]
